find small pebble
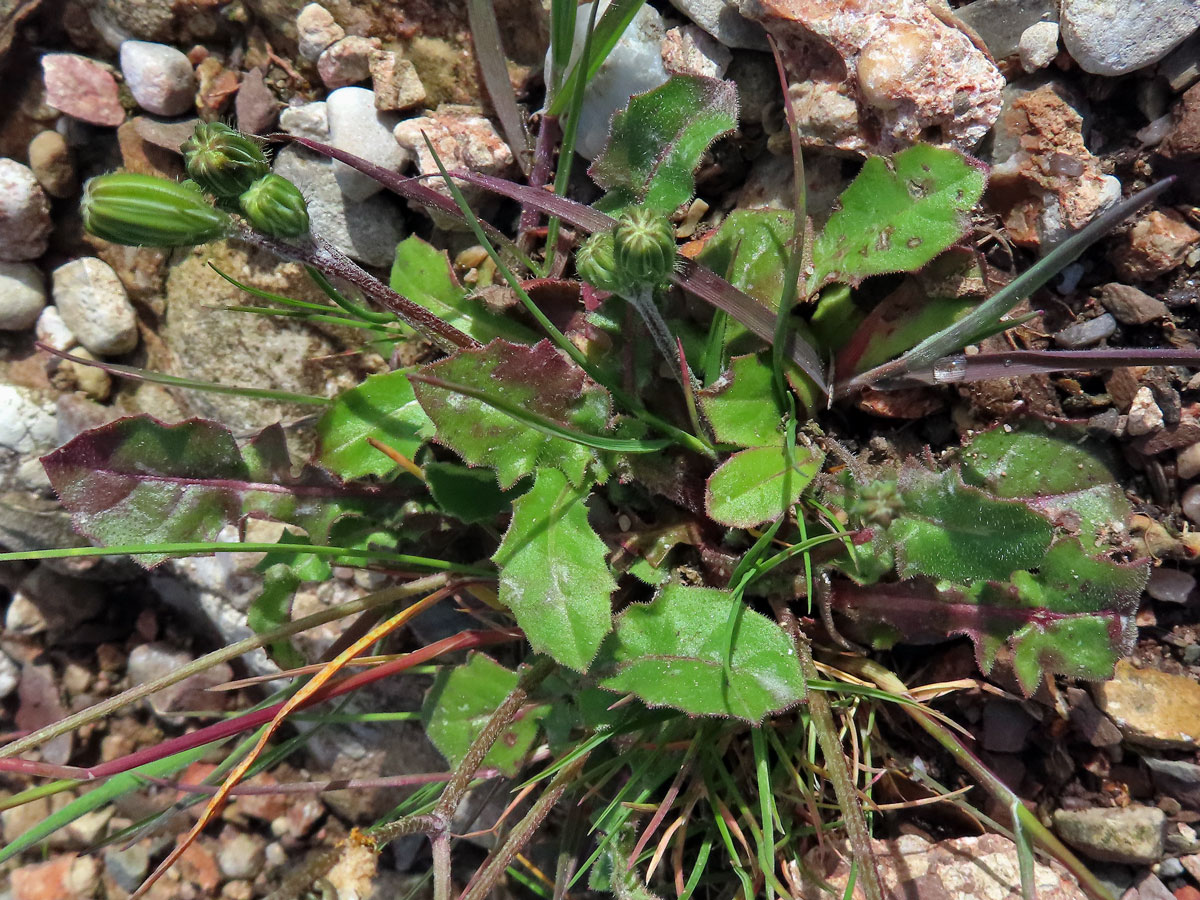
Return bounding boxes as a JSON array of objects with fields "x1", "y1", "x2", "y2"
[
  {"x1": 1184, "y1": 484, "x2": 1200, "y2": 525},
  {"x1": 325, "y1": 86, "x2": 407, "y2": 201},
  {"x1": 217, "y1": 833, "x2": 265, "y2": 880},
  {"x1": 1156, "y1": 857, "x2": 1185, "y2": 879},
  {"x1": 36, "y1": 305, "x2": 76, "y2": 351},
  {"x1": 0, "y1": 384, "x2": 57, "y2": 454},
  {"x1": 0, "y1": 261, "x2": 46, "y2": 330},
  {"x1": 1018, "y1": 20, "x2": 1059, "y2": 72},
  {"x1": 235, "y1": 66, "x2": 279, "y2": 134},
  {"x1": 1053, "y1": 312, "x2": 1117, "y2": 348},
  {"x1": 120, "y1": 40, "x2": 196, "y2": 116},
  {"x1": 369, "y1": 51, "x2": 426, "y2": 111},
  {"x1": 1146, "y1": 567, "x2": 1196, "y2": 604},
  {"x1": 41, "y1": 53, "x2": 125, "y2": 127},
  {"x1": 1127, "y1": 386, "x2": 1165, "y2": 436},
  {"x1": 0, "y1": 649, "x2": 17, "y2": 699},
  {"x1": 1053, "y1": 805, "x2": 1166, "y2": 865},
  {"x1": 1098, "y1": 283, "x2": 1169, "y2": 325},
  {"x1": 51, "y1": 258, "x2": 139, "y2": 356},
  {"x1": 296, "y1": 2, "x2": 344, "y2": 61},
  {"x1": 1178, "y1": 441, "x2": 1200, "y2": 479},
  {"x1": 51, "y1": 347, "x2": 113, "y2": 402},
  {"x1": 0, "y1": 159, "x2": 52, "y2": 262},
  {"x1": 279, "y1": 101, "x2": 329, "y2": 140},
  {"x1": 104, "y1": 844, "x2": 149, "y2": 893},
  {"x1": 661, "y1": 24, "x2": 732, "y2": 79},
  {"x1": 318, "y1": 35, "x2": 379, "y2": 89},
  {"x1": 27, "y1": 130, "x2": 74, "y2": 198},
  {"x1": 1061, "y1": 0, "x2": 1200, "y2": 75}
]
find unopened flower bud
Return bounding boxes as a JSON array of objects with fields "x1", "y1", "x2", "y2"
[
  {"x1": 181, "y1": 122, "x2": 270, "y2": 199},
  {"x1": 612, "y1": 207, "x2": 676, "y2": 286},
  {"x1": 81, "y1": 173, "x2": 232, "y2": 247},
  {"x1": 575, "y1": 231, "x2": 624, "y2": 293},
  {"x1": 239, "y1": 174, "x2": 310, "y2": 238}
]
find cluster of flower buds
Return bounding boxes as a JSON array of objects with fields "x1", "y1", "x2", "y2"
[
  {"x1": 81, "y1": 123, "x2": 310, "y2": 246},
  {"x1": 575, "y1": 206, "x2": 679, "y2": 295}
]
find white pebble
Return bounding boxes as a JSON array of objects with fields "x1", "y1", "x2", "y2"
[
  {"x1": 0, "y1": 650, "x2": 17, "y2": 700},
  {"x1": 279, "y1": 101, "x2": 330, "y2": 141},
  {"x1": 325, "y1": 87, "x2": 408, "y2": 201},
  {"x1": 35, "y1": 304, "x2": 76, "y2": 351},
  {"x1": 0, "y1": 261, "x2": 46, "y2": 330},
  {"x1": 51, "y1": 258, "x2": 138, "y2": 356},
  {"x1": 0, "y1": 384, "x2": 56, "y2": 454},
  {"x1": 0, "y1": 158, "x2": 52, "y2": 262},
  {"x1": 1018, "y1": 21, "x2": 1060, "y2": 72},
  {"x1": 1126, "y1": 386, "x2": 1164, "y2": 436},
  {"x1": 1184, "y1": 483, "x2": 1200, "y2": 525},
  {"x1": 296, "y1": 3, "x2": 345, "y2": 62},
  {"x1": 119, "y1": 40, "x2": 196, "y2": 117},
  {"x1": 1178, "y1": 442, "x2": 1200, "y2": 480}
]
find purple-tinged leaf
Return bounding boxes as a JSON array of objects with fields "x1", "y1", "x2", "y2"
[{"x1": 42, "y1": 416, "x2": 397, "y2": 567}]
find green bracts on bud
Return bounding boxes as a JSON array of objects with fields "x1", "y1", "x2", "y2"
[
  {"x1": 575, "y1": 231, "x2": 624, "y2": 293},
  {"x1": 81, "y1": 173, "x2": 233, "y2": 247},
  {"x1": 239, "y1": 174, "x2": 310, "y2": 238},
  {"x1": 181, "y1": 122, "x2": 270, "y2": 199},
  {"x1": 613, "y1": 207, "x2": 677, "y2": 286}
]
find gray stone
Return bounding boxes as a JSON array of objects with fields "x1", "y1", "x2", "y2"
[
  {"x1": 27, "y1": 130, "x2": 74, "y2": 199},
  {"x1": 956, "y1": 0, "x2": 1058, "y2": 60},
  {"x1": 0, "y1": 385, "x2": 56, "y2": 455},
  {"x1": 0, "y1": 261, "x2": 45, "y2": 330},
  {"x1": 1145, "y1": 567, "x2": 1195, "y2": 603},
  {"x1": 1061, "y1": 0, "x2": 1200, "y2": 76},
  {"x1": 1053, "y1": 313, "x2": 1117, "y2": 349},
  {"x1": 0, "y1": 649, "x2": 18, "y2": 700},
  {"x1": 1066, "y1": 686, "x2": 1124, "y2": 747},
  {"x1": 318, "y1": 35, "x2": 379, "y2": 89},
  {"x1": 235, "y1": 66, "x2": 279, "y2": 134},
  {"x1": 1019, "y1": 20, "x2": 1060, "y2": 72},
  {"x1": 370, "y1": 52, "x2": 426, "y2": 112},
  {"x1": 273, "y1": 145, "x2": 404, "y2": 267},
  {"x1": 51, "y1": 258, "x2": 138, "y2": 356},
  {"x1": 296, "y1": 2, "x2": 344, "y2": 62},
  {"x1": 0, "y1": 159, "x2": 51, "y2": 262},
  {"x1": 120, "y1": 40, "x2": 195, "y2": 116},
  {"x1": 104, "y1": 844, "x2": 149, "y2": 893},
  {"x1": 982, "y1": 701, "x2": 1036, "y2": 753},
  {"x1": 6, "y1": 566, "x2": 105, "y2": 637},
  {"x1": 662, "y1": 25, "x2": 732, "y2": 79},
  {"x1": 1099, "y1": 283, "x2": 1169, "y2": 325},
  {"x1": 1144, "y1": 757, "x2": 1200, "y2": 810},
  {"x1": 1053, "y1": 805, "x2": 1166, "y2": 865},
  {"x1": 666, "y1": 0, "x2": 768, "y2": 50},
  {"x1": 325, "y1": 86, "x2": 408, "y2": 201},
  {"x1": 217, "y1": 833, "x2": 265, "y2": 880},
  {"x1": 1178, "y1": 442, "x2": 1200, "y2": 479},
  {"x1": 552, "y1": 1, "x2": 669, "y2": 160},
  {"x1": 127, "y1": 642, "x2": 233, "y2": 719}
]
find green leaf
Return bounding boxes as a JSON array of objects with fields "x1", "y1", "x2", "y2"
[
  {"x1": 593, "y1": 584, "x2": 806, "y2": 721},
  {"x1": 412, "y1": 339, "x2": 612, "y2": 489},
  {"x1": 424, "y1": 462, "x2": 519, "y2": 524},
  {"x1": 422, "y1": 653, "x2": 548, "y2": 776},
  {"x1": 698, "y1": 353, "x2": 782, "y2": 448},
  {"x1": 315, "y1": 370, "x2": 433, "y2": 480},
  {"x1": 41, "y1": 417, "x2": 393, "y2": 567},
  {"x1": 390, "y1": 236, "x2": 536, "y2": 345},
  {"x1": 695, "y1": 209, "x2": 793, "y2": 311},
  {"x1": 493, "y1": 468, "x2": 616, "y2": 671},
  {"x1": 590, "y1": 75, "x2": 739, "y2": 213},
  {"x1": 706, "y1": 445, "x2": 823, "y2": 528},
  {"x1": 249, "y1": 533, "x2": 330, "y2": 669},
  {"x1": 809, "y1": 144, "x2": 985, "y2": 289},
  {"x1": 891, "y1": 466, "x2": 1054, "y2": 583}
]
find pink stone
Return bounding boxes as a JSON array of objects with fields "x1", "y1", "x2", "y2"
[
  {"x1": 41, "y1": 53, "x2": 125, "y2": 127},
  {"x1": 738, "y1": 0, "x2": 1004, "y2": 154}
]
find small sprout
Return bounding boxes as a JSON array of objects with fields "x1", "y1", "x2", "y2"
[
  {"x1": 181, "y1": 122, "x2": 270, "y2": 199},
  {"x1": 81, "y1": 173, "x2": 233, "y2": 247},
  {"x1": 612, "y1": 207, "x2": 676, "y2": 286},
  {"x1": 239, "y1": 174, "x2": 310, "y2": 238},
  {"x1": 848, "y1": 479, "x2": 905, "y2": 528},
  {"x1": 575, "y1": 231, "x2": 624, "y2": 293}
]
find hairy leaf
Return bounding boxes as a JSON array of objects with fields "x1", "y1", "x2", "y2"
[
  {"x1": 42, "y1": 417, "x2": 390, "y2": 566},
  {"x1": 422, "y1": 653, "x2": 548, "y2": 776},
  {"x1": 593, "y1": 584, "x2": 806, "y2": 721},
  {"x1": 390, "y1": 235, "x2": 536, "y2": 345},
  {"x1": 493, "y1": 468, "x2": 616, "y2": 671},
  {"x1": 809, "y1": 144, "x2": 985, "y2": 289},
  {"x1": 412, "y1": 339, "x2": 612, "y2": 489},
  {"x1": 698, "y1": 353, "x2": 782, "y2": 448},
  {"x1": 696, "y1": 209, "x2": 793, "y2": 311},
  {"x1": 424, "y1": 462, "x2": 519, "y2": 524},
  {"x1": 706, "y1": 444, "x2": 823, "y2": 528},
  {"x1": 590, "y1": 75, "x2": 738, "y2": 213},
  {"x1": 316, "y1": 370, "x2": 433, "y2": 480}
]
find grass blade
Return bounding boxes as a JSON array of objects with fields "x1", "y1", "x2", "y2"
[
  {"x1": 467, "y1": 0, "x2": 531, "y2": 173},
  {"x1": 547, "y1": 0, "x2": 645, "y2": 117}
]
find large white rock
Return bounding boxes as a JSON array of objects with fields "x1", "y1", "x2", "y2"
[
  {"x1": 0, "y1": 159, "x2": 51, "y2": 262},
  {"x1": 119, "y1": 40, "x2": 196, "y2": 116},
  {"x1": 0, "y1": 261, "x2": 46, "y2": 330},
  {"x1": 1062, "y1": 0, "x2": 1200, "y2": 75},
  {"x1": 325, "y1": 87, "x2": 409, "y2": 201},
  {"x1": 51, "y1": 257, "x2": 139, "y2": 356}
]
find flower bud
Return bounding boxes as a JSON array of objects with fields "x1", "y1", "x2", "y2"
[
  {"x1": 239, "y1": 174, "x2": 310, "y2": 238},
  {"x1": 181, "y1": 122, "x2": 270, "y2": 199},
  {"x1": 612, "y1": 207, "x2": 676, "y2": 286},
  {"x1": 81, "y1": 173, "x2": 233, "y2": 247},
  {"x1": 575, "y1": 231, "x2": 624, "y2": 293}
]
